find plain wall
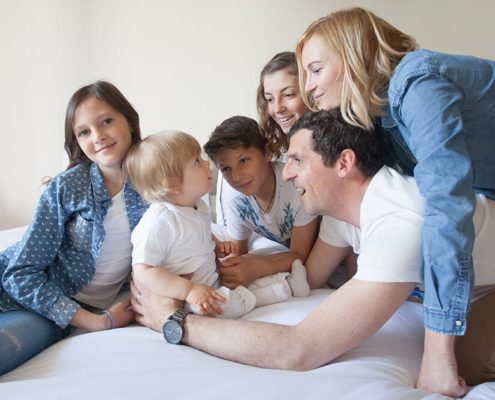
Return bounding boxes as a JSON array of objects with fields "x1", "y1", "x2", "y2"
[{"x1": 1, "y1": 0, "x2": 494, "y2": 229}]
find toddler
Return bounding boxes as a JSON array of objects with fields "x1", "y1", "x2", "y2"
[{"x1": 124, "y1": 131, "x2": 309, "y2": 318}]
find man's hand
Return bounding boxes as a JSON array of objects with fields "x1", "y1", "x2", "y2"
[
  {"x1": 131, "y1": 277, "x2": 183, "y2": 332},
  {"x1": 186, "y1": 284, "x2": 226, "y2": 316},
  {"x1": 219, "y1": 255, "x2": 257, "y2": 288}
]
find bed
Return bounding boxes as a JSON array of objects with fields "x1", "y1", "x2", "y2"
[{"x1": 0, "y1": 226, "x2": 494, "y2": 400}]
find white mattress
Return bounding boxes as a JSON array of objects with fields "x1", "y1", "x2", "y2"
[{"x1": 0, "y1": 227, "x2": 493, "y2": 399}]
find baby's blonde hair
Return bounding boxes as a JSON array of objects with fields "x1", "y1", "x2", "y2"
[
  {"x1": 296, "y1": 7, "x2": 417, "y2": 130},
  {"x1": 123, "y1": 131, "x2": 201, "y2": 203}
]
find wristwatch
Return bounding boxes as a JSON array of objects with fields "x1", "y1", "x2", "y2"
[{"x1": 162, "y1": 308, "x2": 189, "y2": 344}]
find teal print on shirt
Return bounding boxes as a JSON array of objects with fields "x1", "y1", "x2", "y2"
[
  {"x1": 278, "y1": 203, "x2": 295, "y2": 246},
  {"x1": 235, "y1": 197, "x2": 293, "y2": 248}
]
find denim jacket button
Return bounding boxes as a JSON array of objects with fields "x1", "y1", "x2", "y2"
[{"x1": 455, "y1": 320, "x2": 463, "y2": 327}]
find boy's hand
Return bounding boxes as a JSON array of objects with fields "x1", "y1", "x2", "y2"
[
  {"x1": 215, "y1": 240, "x2": 239, "y2": 259},
  {"x1": 186, "y1": 284, "x2": 226, "y2": 316},
  {"x1": 219, "y1": 256, "x2": 257, "y2": 288}
]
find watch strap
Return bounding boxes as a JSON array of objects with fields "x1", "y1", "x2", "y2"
[{"x1": 168, "y1": 308, "x2": 189, "y2": 325}]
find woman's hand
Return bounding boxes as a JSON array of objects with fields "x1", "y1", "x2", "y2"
[
  {"x1": 417, "y1": 331, "x2": 467, "y2": 397},
  {"x1": 219, "y1": 255, "x2": 258, "y2": 288},
  {"x1": 186, "y1": 284, "x2": 225, "y2": 316}
]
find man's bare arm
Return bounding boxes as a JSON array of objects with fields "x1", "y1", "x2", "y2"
[
  {"x1": 305, "y1": 238, "x2": 351, "y2": 289},
  {"x1": 132, "y1": 278, "x2": 414, "y2": 370}
]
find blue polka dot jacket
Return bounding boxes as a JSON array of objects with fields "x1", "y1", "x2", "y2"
[{"x1": 0, "y1": 163, "x2": 148, "y2": 328}]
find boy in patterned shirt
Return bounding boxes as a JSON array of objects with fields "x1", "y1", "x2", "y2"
[{"x1": 204, "y1": 116, "x2": 318, "y2": 296}]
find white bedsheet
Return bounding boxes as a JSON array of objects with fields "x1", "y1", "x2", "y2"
[{"x1": 0, "y1": 227, "x2": 493, "y2": 399}]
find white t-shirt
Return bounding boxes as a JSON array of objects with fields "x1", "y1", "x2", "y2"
[
  {"x1": 320, "y1": 166, "x2": 424, "y2": 283},
  {"x1": 319, "y1": 166, "x2": 495, "y2": 286},
  {"x1": 74, "y1": 189, "x2": 132, "y2": 309},
  {"x1": 225, "y1": 161, "x2": 316, "y2": 247},
  {"x1": 131, "y1": 199, "x2": 217, "y2": 286}
]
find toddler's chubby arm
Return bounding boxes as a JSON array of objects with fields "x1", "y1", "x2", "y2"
[{"x1": 133, "y1": 263, "x2": 225, "y2": 316}]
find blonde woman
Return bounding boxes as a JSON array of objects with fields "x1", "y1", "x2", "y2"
[{"x1": 295, "y1": 7, "x2": 495, "y2": 397}]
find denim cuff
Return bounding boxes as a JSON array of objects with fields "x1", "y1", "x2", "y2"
[
  {"x1": 47, "y1": 296, "x2": 81, "y2": 329},
  {"x1": 423, "y1": 306, "x2": 467, "y2": 335}
]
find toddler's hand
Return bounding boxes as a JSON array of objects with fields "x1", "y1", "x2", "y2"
[
  {"x1": 215, "y1": 240, "x2": 238, "y2": 259},
  {"x1": 186, "y1": 284, "x2": 226, "y2": 316}
]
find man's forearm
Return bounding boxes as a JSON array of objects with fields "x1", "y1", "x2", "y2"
[{"x1": 183, "y1": 314, "x2": 303, "y2": 370}]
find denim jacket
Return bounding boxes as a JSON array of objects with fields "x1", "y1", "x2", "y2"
[
  {"x1": 381, "y1": 49, "x2": 495, "y2": 335},
  {"x1": 0, "y1": 163, "x2": 148, "y2": 328}
]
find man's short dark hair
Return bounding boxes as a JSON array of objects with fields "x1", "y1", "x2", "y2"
[
  {"x1": 288, "y1": 110, "x2": 383, "y2": 177},
  {"x1": 204, "y1": 116, "x2": 268, "y2": 162}
]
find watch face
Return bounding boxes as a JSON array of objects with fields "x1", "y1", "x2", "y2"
[{"x1": 163, "y1": 319, "x2": 183, "y2": 344}]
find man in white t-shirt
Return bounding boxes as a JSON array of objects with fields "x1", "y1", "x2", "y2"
[{"x1": 131, "y1": 110, "x2": 494, "y2": 386}]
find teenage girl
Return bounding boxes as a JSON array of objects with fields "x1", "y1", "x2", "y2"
[{"x1": 0, "y1": 81, "x2": 148, "y2": 375}]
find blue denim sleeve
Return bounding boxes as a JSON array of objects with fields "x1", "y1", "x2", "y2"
[
  {"x1": 392, "y1": 73, "x2": 475, "y2": 335},
  {"x1": 2, "y1": 178, "x2": 81, "y2": 328}
]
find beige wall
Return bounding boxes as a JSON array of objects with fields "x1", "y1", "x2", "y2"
[{"x1": 1, "y1": 0, "x2": 494, "y2": 229}]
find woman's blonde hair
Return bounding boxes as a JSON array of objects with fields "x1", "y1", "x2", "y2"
[
  {"x1": 296, "y1": 7, "x2": 417, "y2": 130},
  {"x1": 123, "y1": 131, "x2": 201, "y2": 203}
]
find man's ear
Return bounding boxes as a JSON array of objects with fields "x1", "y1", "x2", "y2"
[{"x1": 336, "y1": 149, "x2": 356, "y2": 177}]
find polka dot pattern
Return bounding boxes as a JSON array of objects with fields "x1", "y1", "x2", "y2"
[{"x1": 0, "y1": 163, "x2": 147, "y2": 328}]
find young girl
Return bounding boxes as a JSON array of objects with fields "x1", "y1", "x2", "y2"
[
  {"x1": 0, "y1": 81, "x2": 148, "y2": 375},
  {"x1": 205, "y1": 116, "x2": 319, "y2": 290},
  {"x1": 295, "y1": 7, "x2": 495, "y2": 396},
  {"x1": 216, "y1": 52, "x2": 308, "y2": 228},
  {"x1": 124, "y1": 131, "x2": 309, "y2": 318}
]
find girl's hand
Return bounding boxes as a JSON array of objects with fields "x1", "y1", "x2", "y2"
[
  {"x1": 105, "y1": 298, "x2": 135, "y2": 329},
  {"x1": 215, "y1": 240, "x2": 239, "y2": 259},
  {"x1": 219, "y1": 256, "x2": 257, "y2": 288},
  {"x1": 186, "y1": 284, "x2": 226, "y2": 316},
  {"x1": 71, "y1": 300, "x2": 134, "y2": 331}
]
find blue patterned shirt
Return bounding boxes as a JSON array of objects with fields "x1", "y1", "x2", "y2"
[
  {"x1": 0, "y1": 163, "x2": 148, "y2": 328},
  {"x1": 225, "y1": 162, "x2": 315, "y2": 247}
]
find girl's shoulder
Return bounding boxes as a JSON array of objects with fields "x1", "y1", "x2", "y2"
[
  {"x1": 43, "y1": 163, "x2": 94, "y2": 198},
  {"x1": 51, "y1": 163, "x2": 92, "y2": 183}
]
